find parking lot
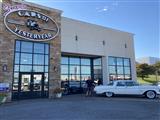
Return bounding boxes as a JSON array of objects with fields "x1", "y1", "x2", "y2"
[{"x1": 0, "y1": 94, "x2": 159, "y2": 120}]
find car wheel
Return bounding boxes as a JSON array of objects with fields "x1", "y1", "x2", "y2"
[
  {"x1": 146, "y1": 91, "x2": 156, "y2": 99},
  {"x1": 105, "y1": 92, "x2": 113, "y2": 97}
]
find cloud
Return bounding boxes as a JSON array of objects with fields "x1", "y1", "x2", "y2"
[
  {"x1": 96, "y1": 1, "x2": 119, "y2": 13},
  {"x1": 96, "y1": 6, "x2": 109, "y2": 12}
]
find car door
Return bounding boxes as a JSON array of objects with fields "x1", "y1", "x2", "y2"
[
  {"x1": 125, "y1": 81, "x2": 140, "y2": 95},
  {"x1": 114, "y1": 81, "x2": 127, "y2": 94}
]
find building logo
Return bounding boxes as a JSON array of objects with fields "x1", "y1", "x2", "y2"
[{"x1": 3, "y1": 4, "x2": 59, "y2": 41}]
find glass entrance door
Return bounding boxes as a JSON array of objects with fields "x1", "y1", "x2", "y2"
[{"x1": 18, "y1": 72, "x2": 46, "y2": 99}]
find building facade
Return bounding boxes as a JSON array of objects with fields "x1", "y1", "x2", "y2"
[{"x1": 0, "y1": 0, "x2": 136, "y2": 102}]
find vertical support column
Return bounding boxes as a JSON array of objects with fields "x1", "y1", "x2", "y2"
[
  {"x1": 49, "y1": 39, "x2": 61, "y2": 98},
  {"x1": 49, "y1": 12, "x2": 61, "y2": 98},
  {"x1": 102, "y1": 56, "x2": 108, "y2": 85},
  {"x1": 0, "y1": 0, "x2": 13, "y2": 102},
  {"x1": 91, "y1": 58, "x2": 94, "y2": 82},
  {"x1": 130, "y1": 36, "x2": 137, "y2": 81}
]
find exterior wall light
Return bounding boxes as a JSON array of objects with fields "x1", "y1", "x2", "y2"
[
  {"x1": 53, "y1": 66, "x2": 58, "y2": 72},
  {"x1": 2, "y1": 64, "x2": 7, "y2": 72},
  {"x1": 75, "y1": 35, "x2": 78, "y2": 41},
  {"x1": 102, "y1": 40, "x2": 105, "y2": 46},
  {"x1": 125, "y1": 43, "x2": 127, "y2": 48}
]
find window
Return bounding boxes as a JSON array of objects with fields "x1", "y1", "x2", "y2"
[
  {"x1": 70, "y1": 65, "x2": 80, "y2": 74},
  {"x1": 94, "y1": 58, "x2": 101, "y2": 65},
  {"x1": 117, "y1": 58, "x2": 123, "y2": 66},
  {"x1": 15, "y1": 53, "x2": 20, "y2": 64},
  {"x1": 81, "y1": 66, "x2": 91, "y2": 74},
  {"x1": 125, "y1": 81, "x2": 135, "y2": 86},
  {"x1": 61, "y1": 57, "x2": 68, "y2": 65},
  {"x1": 108, "y1": 57, "x2": 116, "y2": 65},
  {"x1": 21, "y1": 53, "x2": 32, "y2": 64},
  {"x1": 81, "y1": 58, "x2": 91, "y2": 65},
  {"x1": 70, "y1": 58, "x2": 80, "y2": 65},
  {"x1": 34, "y1": 43, "x2": 44, "y2": 54},
  {"x1": 14, "y1": 41, "x2": 49, "y2": 72},
  {"x1": 33, "y1": 54, "x2": 44, "y2": 65},
  {"x1": 108, "y1": 57, "x2": 131, "y2": 80},
  {"x1": 13, "y1": 40, "x2": 49, "y2": 89},
  {"x1": 21, "y1": 41, "x2": 33, "y2": 53},
  {"x1": 109, "y1": 66, "x2": 116, "y2": 74},
  {"x1": 93, "y1": 58, "x2": 102, "y2": 84},
  {"x1": 61, "y1": 65, "x2": 68, "y2": 74},
  {"x1": 15, "y1": 41, "x2": 20, "y2": 52},
  {"x1": 61, "y1": 56, "x2": 102, "y2": 88}
]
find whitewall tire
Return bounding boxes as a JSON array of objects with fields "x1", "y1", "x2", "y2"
[
  {"x1": 146, "y1": 91, "x2": 156, "y2": 99},
  {"x1": 105, "y1": 92, "x2": 113, "y2": 97}
]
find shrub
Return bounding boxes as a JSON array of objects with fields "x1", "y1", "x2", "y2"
[{"x1": 53, "y1": 88, "x2": 64, "y2": 94}]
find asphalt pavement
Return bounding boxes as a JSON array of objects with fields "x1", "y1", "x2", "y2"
[{"x1": 0, "y1": 94, "x2": 159, "y2": 120}]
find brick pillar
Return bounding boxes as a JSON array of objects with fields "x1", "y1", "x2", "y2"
[
  {"x1": 49, "y1": 13, "x2": 61, "y2": 98},
  {"x1": 0, "y1": 0, "x2": 14, "y2": 102}
]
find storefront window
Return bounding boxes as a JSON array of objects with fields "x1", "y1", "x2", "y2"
[
  {"x1": 15, "y1": 53, "x2": 20, "y2": 64},
  {"x1": 45, "y1": 44, "x2": 49, "y2": 54},
  {"x1": 21, "y1": 41, "x2": 33, "y2": 53},
  {"x1": 61, "y1": 56, "x2": 102, "y2": 90},
  {"x1": 33, "y1": 66, "x2": 44, "y2": 72},
  {"x1": 70, "y1": 65, "x2": 80, "y2": 74},
  {"x1": 81, "y1": 58, "x2": 91, "y2": 65},
  {"x1": 45, "y1": 55, "x2": 49, "y2": 65},
  {"x1": 70, "y1": 57, "x2": 80, "y2": 65},
  {"x1": 14, "y1": 41, "x2": 49, "y2": 72},
  {"x1": 33, "y1": 54, "x2": 44, "y2": 65},
  {"x1": 34, "y1": 43, "x2": 44, "y2": 54},
  {"x1": 21, "y1": 53, "x2": 32, "y2": 64},
  {"x1": 108, "y1": 57, "x2": 116, "y2": 65},
  {"x1": 81, "y1": 66, "x2": 91, "y2": 74},
  {"x1": 15, "y1": 41, "x2": 20, "y2": 52},
  {"x1": 13, "y1": 40, "x2": 49, "y2": 95},
  {"x1": 61, "y1": 65, "x2": 68, "y2": 74},
  {"x1": 117, "y1": 58, "x2": 123, "y2": 66},
  {"x1": 109, "y1": 66, "x2": 116, "y2": 74},
  {"x1": 108, "y1": 57, "x2": 131, "y2": 80},
  {"x1": 93, "y1": 58, "x2": 102, "y2": 84},
  {"x1": 61, "y1": 57, "x2": 68, "y2": 64},
  {"x1": 117, "y1": 66, "x2": 124, "y2": 74},
  {"x1": 20, "y1": 65, "x2": 32, "y2": 72},
  {"x1": 94, "y1": 58, "x2": 101, "y2": 65}
]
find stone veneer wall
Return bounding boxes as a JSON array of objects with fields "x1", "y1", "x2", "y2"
[{"x1": 0, "y1": 0, "x2": 61, "y2": 101}]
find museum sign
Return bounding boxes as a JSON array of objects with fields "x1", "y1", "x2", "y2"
[{"x1": 3, "y1": 4, "x2": 59, "y2": 41}]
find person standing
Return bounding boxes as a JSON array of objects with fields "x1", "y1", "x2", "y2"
[{"x1": 85, "y1": 76, "x2": 95, "y2": 96}]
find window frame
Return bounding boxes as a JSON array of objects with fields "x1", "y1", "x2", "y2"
[{"x1": 108, "y1": 56, "x2": 132, "y2": 80}]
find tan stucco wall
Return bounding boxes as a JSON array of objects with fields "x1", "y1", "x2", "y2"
[{"x1": 61, "y1": 17, "x2": 136, "y2": 82}]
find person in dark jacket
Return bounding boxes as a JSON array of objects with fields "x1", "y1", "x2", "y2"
[
  {"x1": 98, "y1": 79, "x2": 102, "y2": 85},
  {"x1": 85, "y1": 76, "x2": 95, "y2": 96}
]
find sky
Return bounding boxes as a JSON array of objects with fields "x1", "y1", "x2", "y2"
[{"x1": 26, "y1": 0, "x2": 159, "y2": 59}]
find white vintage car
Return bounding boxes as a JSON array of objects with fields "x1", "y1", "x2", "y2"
[{"x1": 94, "y1": 80, "x2": 160, "y2": 99}]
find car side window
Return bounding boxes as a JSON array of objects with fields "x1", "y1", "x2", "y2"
[
  {"x1": 125, "y1": 81, "x2": 138, "y2": 86},
  {"x1": 125, "y1": 82, "x2": 135, "y2": 86},
  {"x1": 117, "y1": 82, "x2": 125, "y2": 86}
]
